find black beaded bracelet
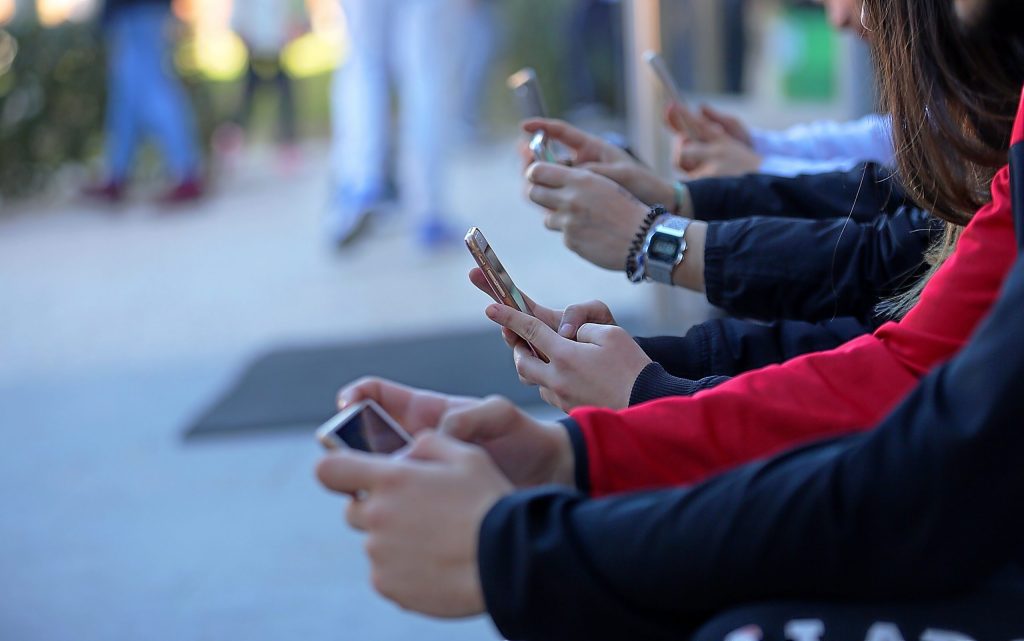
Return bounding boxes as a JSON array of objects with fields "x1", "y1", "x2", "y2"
[{"x1": 625, "y1": 204, "x2": 666, "y2": 283}]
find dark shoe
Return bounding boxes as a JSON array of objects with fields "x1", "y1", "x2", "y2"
[
  {"x1": 158, "y1": 178, "x2": 204, "y2": 205},
  {"x1": 82, "y1": 181, "x2": 125, "y2": 203}
]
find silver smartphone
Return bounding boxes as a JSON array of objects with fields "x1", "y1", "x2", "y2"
[
  {"x1": 465, "y1": 226, "x2": 548, "y2": 362},
  {"x1": 644, "y1": 50, "x2": 685, "y2": 105},
  {"x1": 529, "y1": 130, "x2": 558, "y2": 163},
  {"x1": 316, "y1": 399, "x2": 413, "y2": 454},
  {"x1": 507, "y1": 67, "x2": 548, "y2": 119},
  {"x1": 644, "y1": 50, "x2": 700, "y2": 139}
]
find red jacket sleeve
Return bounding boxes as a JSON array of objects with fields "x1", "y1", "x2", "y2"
[{"x1": 572, "y1": 164, "x2": 1016, "y2": 497}]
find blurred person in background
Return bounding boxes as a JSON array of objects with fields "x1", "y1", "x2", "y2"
[
  {"x1": 666, "y1": 0, "x2": 894, "y2": 179},
  {"x1": 224, "y1": 0, "x2": 308, "y2": 169},
  {"x1": 327, "y1": 0, "x2": 458, "y2": 249},
  {"x1": 456, "y1": 0, "x2": 504, "y2": 144},
  {"x1": 564, "y1": 0, "x2": 623, "y2": 121},
  {"x1": 83, "y1": 0, "x2": 203, "y2": 203}
]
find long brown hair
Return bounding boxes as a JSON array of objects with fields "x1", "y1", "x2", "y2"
[
  {"x1": 865, "y1": 0, "x2": 1023, "y2": 225},
  {"x1": 863, "y1": 0, "x2": 1024, "y2": 316}
]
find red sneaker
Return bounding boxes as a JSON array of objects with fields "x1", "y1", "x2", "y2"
[
  {"x1": 82, "y1": 180, "x2": 125, "y2": 203},
  {"x1": 158, "y1": 178, "x2": 204, "y2": 205}
]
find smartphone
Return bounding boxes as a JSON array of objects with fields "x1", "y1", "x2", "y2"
[
  {"x1": 644, "y1": 50, "x2": 685, "y2": 105},
  {"x1": 465, "y1": 227, "x2": 547, "y2": 361},
  {"x1": 316, "y1": 399, "x2": 413, "y2": 454},
  {"x1": 644, "y1": 50, "x2": 700, "y2": 139},
  {"x1": 529, "y1": 130, "x2": 558, "y2": 163},
  {"x1": 506, "y1": 67, "x2": 547, "y2": 119}
]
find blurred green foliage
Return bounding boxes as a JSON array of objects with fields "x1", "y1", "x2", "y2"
[{"x1": 0, "y1": 22, "x2": 106, "y2": 199}]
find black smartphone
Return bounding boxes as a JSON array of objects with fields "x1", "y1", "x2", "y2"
[{"x1": 316, "y1": 399, "x2": 413, "y2": 454}]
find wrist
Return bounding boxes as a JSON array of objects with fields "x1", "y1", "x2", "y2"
[
  {"x1": 625, "y1": 204, "x2": 665, "y2": 283},
  {"x1": 671, "y1": 180, "x2": 693, "y2": 217},
  {"x1": 548, "y1": 422, "x2": 577, "y2": 488}
]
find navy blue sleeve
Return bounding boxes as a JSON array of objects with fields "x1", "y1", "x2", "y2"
[
  {"x1": 704, "y1": 208, "x2": 939, "y2": 323},
  {"x1": 628, "y1": 363, "x2": 729, "y2": 405},
  {"x1": 634, "y1": 316, "x2": 870, "y2": 380},
  {"x1": 479, "y1": 256, "x2": 1024, "y2": 641},
  {"x1": 688, "y1": 163, "x2": 910, "y2": 223}
]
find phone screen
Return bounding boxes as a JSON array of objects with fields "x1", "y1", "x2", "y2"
[{"x1": 324, "y1": 404, "x2": 410, "y2": 454}]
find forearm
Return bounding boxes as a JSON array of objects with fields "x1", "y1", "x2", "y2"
[
  {"x1": 480, "y1": 260, "x2": 1024, "y2": 640},
  {"x1": 702, "y1": 209, "x2": 938, "y2": 323},
  {"x1": 572, "y1": 332, "x2": 919, "y2": 496},
  {"x1": 635, "y1": 317, "x2": 869, "y2": 381},
  {"x1": 685, "y1": 163, "x2": 908, "y2": 223}
]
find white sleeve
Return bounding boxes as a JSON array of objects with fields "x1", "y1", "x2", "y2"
[
  {"x1": 750, "y1": 114, "x2": 894, "y2": 167},
  {"x1": 757, "y1": 155, "x2": 868, "y2": 177}
]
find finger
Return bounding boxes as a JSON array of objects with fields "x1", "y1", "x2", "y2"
[
  {"x1": 699, "y1": 104, "x2": 749, "y2": 145},
  {"x1": 526, "y1": 161, "x2": 576, "y2": 188},
  {"x1": 439, "y1": 395, "x2": 520, "y2": 444},
  {"x1": 403, "y1": 430, "x2": 469, "y2": 463},
  {"x1": 538, "y1": 386, "x2": 563, "y2": 412},
  {"x1": 543, "y1": 211, "x2": 570, "y2": 231},
  {"x1": 337, "y1": 377, "x2": 413, "y2": 411},
  {"x1": 522, "y1": 118, "x2": 594, "y2": 151},
  {"x1": 528, "y1": 184, "x2": 563, "y2": 211},
  {"x1": 666, "y1": 102, "x2": 711, "y2": 142},
  {"x1": 575, "y1": 322, "x2": 617, "y2": 346},
  {"x1": 577, "y1": 161, "x2": 633, "y2": 187},
  {"x1": 512, "y1": 341, "x2": 553, "y2": 387},
  {"x1": 471, "y1": 269, "x2": 559, "y2": 332},
  {"x1": 502, "y1": 327, "x2": 521, "y2": 349},
  {"x1": 558, "y1": 301, "x2": 611, "y2": 338},
  {"x1": 699, "y1": 104, "x2": 731, "y2": 127},
  {"x1": 469, "y1": 268, "x2": 503, "y2": 305},
  {"x1": 677, "y1": 143, "x2": 714, "y2": 169},
  {"x1": 516, "y1": 139, "x2": 534, "y2": 172},
  {"x1": 316, "y1": 451, "x2": 392, "y2": 495},
  {"x1": 346, "y1": 497, "x2": 368, "y2": 531},
  {"x1": 485, "y1": 303, "x2": 562, "y2": 355}
]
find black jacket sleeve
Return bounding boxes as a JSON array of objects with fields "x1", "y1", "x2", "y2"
[
  {"x1": 704, "y1": 207, "x2": 941, "y2": 323},
  {"x1": 479, "y1": 256, "x2": 1024, "y2": 641},
  {"x1": 634, "y1": 316, "x2": 870, "y2": 380},
  {"x1": 688, "y1": 163, "x2": 910, "y2": 223}
]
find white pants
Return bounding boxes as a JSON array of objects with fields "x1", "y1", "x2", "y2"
[{"x1": 331, "y1": 0, "x2": 456, "y2": 219}]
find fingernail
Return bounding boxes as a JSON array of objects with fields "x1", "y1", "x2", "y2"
[
  {"x1": 485, "y1": 305, "x2": 500, "y2": 319},
  {"x1": 558, "y1": 323, "x2": 573, "y2": 337}
]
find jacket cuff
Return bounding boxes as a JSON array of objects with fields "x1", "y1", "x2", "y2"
[
  {"x1": 629, "y1": 362, "x2": 701, "y2": 405},
  {"x1": 559, "y1": 417, "x2": 590, "y2": 494},
  {"x1": 634, "y1": 332, "x2": 713, "y2": 380},
  {"x1": 702, "y1": 222, "x2": 728, "y2": 309},
  {"x1": 685, "y1": 177, "x2": 726, "y2": 221}
]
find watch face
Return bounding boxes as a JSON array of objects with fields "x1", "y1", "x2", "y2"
[{"x1": 649, "y1": 233, "x2": 681, "y2": 262}]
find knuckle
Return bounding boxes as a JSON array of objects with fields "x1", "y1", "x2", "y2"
[
  {"x1": 364, "y1": 503, "x2": 387, "y2": 529},
  {"x1": 364, "y1": 537, "x2": 384, "y2": 561},
  {"x1": 370, "y1": 568, "x2": 395, "y2": 600},
  {"x1": 378, "y1": 466, "x2": 407, "y2": 491}
]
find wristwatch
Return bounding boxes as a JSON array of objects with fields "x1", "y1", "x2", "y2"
[{"x1": 642, "y1": 214, "x2": 691, "y2": 284}]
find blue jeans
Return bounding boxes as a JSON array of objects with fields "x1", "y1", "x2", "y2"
[{"x1": 104, "y1": 5, "x2": 200, "y2": 182}]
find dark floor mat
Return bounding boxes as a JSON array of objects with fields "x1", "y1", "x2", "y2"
[{"x1": 183, "y1": 326, "x2": 548, "y2": 439}]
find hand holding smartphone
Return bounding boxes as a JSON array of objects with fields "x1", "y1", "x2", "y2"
[
  {"x1": 644, "y1": 50, "x2": 700, "y2": 140},
  {"x1": 316, "y1": 399, "x2": 413, "y2": 454},
  {"x1": 465, "y1": 227, "x2": 548, "y2": 362}
]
